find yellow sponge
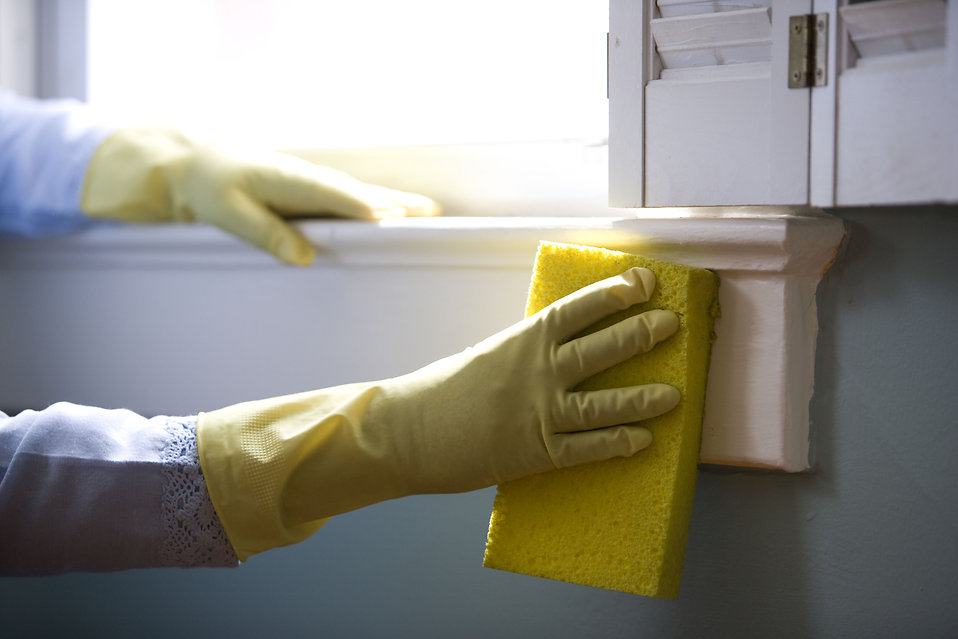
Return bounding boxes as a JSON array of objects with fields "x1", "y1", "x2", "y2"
[{"x1": 483, "y1": 242, "x2": 720, "y2": 598}]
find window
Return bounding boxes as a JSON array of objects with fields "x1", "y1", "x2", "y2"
[{"x1": 87, "y1": 0, "x2": 609, "y2": 149}]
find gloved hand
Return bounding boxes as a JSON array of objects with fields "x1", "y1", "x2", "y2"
[
  {"x1": 197, "y1": 267, "x2": 680, "y2": 560},
  {"x1": 81, "y1": 128, "x2": 440, "y2": 265}
]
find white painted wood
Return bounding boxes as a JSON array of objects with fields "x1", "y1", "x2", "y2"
[
  {"x1": 646, "y1": 75, "x2": 773, "y2": 205},
  {"x1": 0, "y1": 0, "x2": 37, "y2": 96},
  {"x1": 809, "y1": 0, "x2": 839, "y2": 207},
  {"x1": 612, "y1": 0, "x2": 956, "y2": 208},
  {"x1": 643, "y1": 0, "x2": 812, "y2": 207},
  {"x1": 659, "y1": 59, "x2": 770, "y2": 80},
  {"x1": 35, "y1": 0, "x2": 89, "y2": 100},
  {"x1": 812, "y1": 0, "x2": 957, "y2": 207},
  {"x1": 656, "y1": 0, "x2": 770, "y2": 19},
  {"x1": 608, "y1": 0, "x2": 652, "y2": 208},
  {"x1": 836, "y1": 53, "x2": 953, "y2": 205},
  {"x1": 824, "y1": 0, "x2": 957, "y2": 206},
  {"x1": 766, "y1": 0, "x2": 814, "y2": 205},
  {"x1": 0, "y1": 211, "x2": 845, "y2": 471},
  {"x1": 651, "y1": 7, "x2": 772, "y2": 69},
  {"x1": 841, "y1": 0, "x2": 946, "y2": 58}
]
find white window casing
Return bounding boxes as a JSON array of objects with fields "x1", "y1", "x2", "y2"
[
  {"x1": 0, "y1": 0, "x2": 38, "y2": 96},
  {"x1": 0, "y1": 0, "x2": 87, "y2": 99}
]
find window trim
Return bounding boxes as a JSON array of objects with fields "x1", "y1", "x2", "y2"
[
  {"x1": 0, "y1": 0, "x2": 38, "y2": 96},
  {"x1": 0, "y1": 0, "x2": 87, "y2": 99},
  {"x1": 36, "y1": 0, "x2": 89, "y2": 100}
]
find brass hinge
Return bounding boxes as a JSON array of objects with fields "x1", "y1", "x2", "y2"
[{"x1": 788, "y1": 13, "x2": 828, "y2": 88}]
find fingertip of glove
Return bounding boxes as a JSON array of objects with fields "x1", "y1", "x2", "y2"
[
  {"x1": 645, "y1": 309, "x2": 680, "y2": 343},
  {"x1": 608, "y1": 425, "x2": 654, "y2": 459},
  {"x1": 622, "y1": 267, "x2": 656, "y2": 301},
  {"x1": 630, "y1": 426, "x2": 654, "y2": 453},
  {"x1": 368, "y1": 189, "x2": 442, "y2": 219},
  {"x1": 389, "y1": 191, "x2": 443, "y2": 218},
  {"x1": 650, "y1": 383, "x2": 682, "y2": 413},
  {"x1": 277, "y1": 234, "x2": 316, "y2": 266},
  {"x1": 637, "y1": 267, "x2": 656, "y2": 300},
  {"x1": 369, "y1": 204, "x2": 409, "y2": 220}
]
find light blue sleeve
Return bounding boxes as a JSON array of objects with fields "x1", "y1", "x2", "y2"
[
  {"x1": 0, "y1": 403, "x2": 239, "y2": 575},
  {"x1": 0, "y1": 90, "x2": 115, "y2": 236}
]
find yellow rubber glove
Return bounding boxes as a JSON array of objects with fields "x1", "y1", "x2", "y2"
[
  {"x1": 197, "y1": 267, "x2": 681, "y2": 560},
  {"x1": 81, "y1": 128, "x2": 440, "y2": 265}
]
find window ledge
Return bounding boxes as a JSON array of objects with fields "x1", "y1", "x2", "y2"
[{"x1": 0, "y1": 210, "x2": 845, "y2": 471}]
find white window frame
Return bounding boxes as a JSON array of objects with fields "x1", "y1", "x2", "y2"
[
  {"x1": 0, "y1": 0, "x2": 38, "y2": 96},
  {"x1": 0, "y1": 0, "x2": 87, "y2": 99},
  {"x1": 8, "y1": 0, "x2": 616, "y2": 216}
]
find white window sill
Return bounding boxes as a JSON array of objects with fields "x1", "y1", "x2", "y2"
[{"x1": 0, "y1": 210, "x2": 845, "y2": 471}]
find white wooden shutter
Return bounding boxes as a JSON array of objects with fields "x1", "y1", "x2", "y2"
[
  {"x1": 611, "y1": 0, "x2": 958, "y2": 208},
  {"x1": 610, "y1": 0, "x2": 814, "y2": 207},
  {"x1": 830, "y1": 0, "x2": 956, "y2": 206}
]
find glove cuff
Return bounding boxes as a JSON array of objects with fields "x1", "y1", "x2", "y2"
[
  {"x1": 80, "y1": 127, "x2": 195, "y2": 223},
  {"x1": 196, "y1": 382, "x2": 400, "y2": 560}
]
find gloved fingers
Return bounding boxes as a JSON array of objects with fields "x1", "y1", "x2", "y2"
[
  {"x1": 549, "y1": 425, "x2": 653, "y2": 468},
  {"x1": 556, "y1": 383, "x2": 681, "y2": 433},
  {"x1": 357, "y1": 185, "x2": 442, "y2": 218},
  {"x1": 211, "y1": 192, "x2": 316, "y2": 266},
  {"x1": 246, "y1": 153, "x2": 407, "y2": 220},
  {"x1": 557, "y1": 309, "x2": 679, "y2": 382},
  {"x1": 542, "y1": 268, "x2": 657, "y2": 341}
]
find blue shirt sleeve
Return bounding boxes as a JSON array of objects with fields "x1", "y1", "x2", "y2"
[{"x1": 0, "y1": 90, "x2": 115, "y2": 236}]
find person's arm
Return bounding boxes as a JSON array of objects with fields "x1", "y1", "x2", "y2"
[
  {"x1": 198, "y1": 268, "x2": 681, "y2": 560},
  {"x1": 0, "y1": 269, "x2": 679, "y2": 574},
  {"x1": 80, "y1": 128, "x2": 440, "y2": 265},
  {"x1": 0, "y1": 90, "x2": 439, "y2": 265},
  {"x1": 0, "y1": 403, "x2": 238, "y2": 576},
  {"x1": 0, "y1": 90, "x2": 114, "y2": 236}
]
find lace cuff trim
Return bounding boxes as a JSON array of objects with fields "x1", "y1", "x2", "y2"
[{"x1": 158, "y1": 416, "x2": 239, "y2": 568}]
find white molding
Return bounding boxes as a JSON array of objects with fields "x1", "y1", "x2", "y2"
[
  {"x1": 36, "y1": 0, "x2": 88, "y2": 100},
  {"x1": 0, "y1": 0, "x2": 86, "y2": 99},
  {"x1": 0, "y1": 211, "x2": 845, "y2": 471},
  {"x1": 0, "y1": 0, "x2": 38, "y2": 96},
  {"x1": 810, "y1": 0, "x2": 839, "y2": 207},
  {"x1": 656, "y1": 0, "x2": 771, "y2": 19},
  {"x1": 651, "y1": 7, "x2": 772, "y2": 69},
  {"x1": 608, "y1": 0, "x2": 651, "y2": 208},
  {"x1": 841, "y1": 0, "x2": 946, "y2": 60}
]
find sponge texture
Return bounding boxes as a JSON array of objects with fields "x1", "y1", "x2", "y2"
[{"x1": 483, "y1": 242, "x2": 720, "y2": 598}]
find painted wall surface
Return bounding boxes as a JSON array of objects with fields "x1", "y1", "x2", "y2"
[{"x1": 1, "y1": 207, "x2": 957, "y2": 637}]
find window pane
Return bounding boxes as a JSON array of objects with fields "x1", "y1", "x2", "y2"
[{"x1": 87, "y1": 0, "x2": 608, "y2": 148}]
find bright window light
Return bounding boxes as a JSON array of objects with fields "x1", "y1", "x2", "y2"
[{"x1": 87, "y1": 0, "x2": 608, "y2": 149}]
